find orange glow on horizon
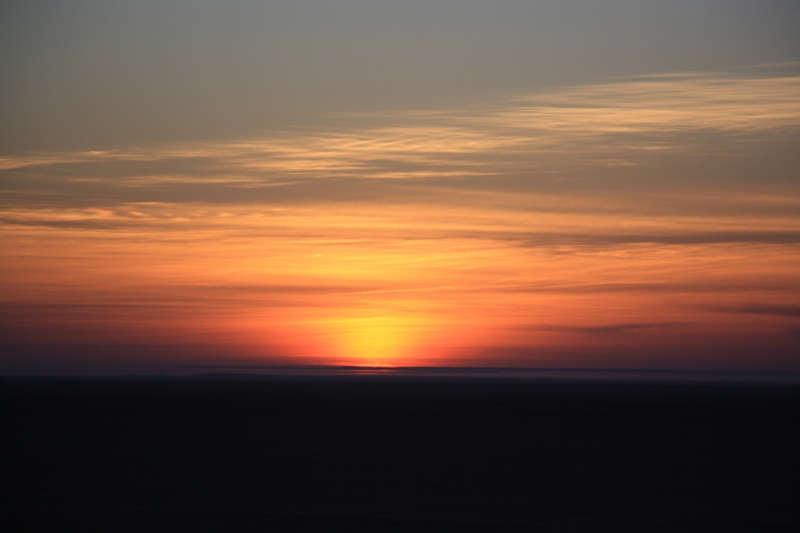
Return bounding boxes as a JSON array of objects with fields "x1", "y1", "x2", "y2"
[
  {"x1": 274, "y1": 307, "x2": 467, "y2": 367},
  {"x1": 323, "y1": 314, "x2": 430, "y2": 366}
]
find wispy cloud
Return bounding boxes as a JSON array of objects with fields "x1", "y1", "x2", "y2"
[
  {"x1": 717, "y1": 304, "x2": 800, "y2": 318},
  {"x1": 525, "y1": 322, "x2": 690, "y2": 335},
  {"x1": 494, "y1": 70, "x2": 800, "y2": 135},
  {"x1": 3, "y1": 65, "x2": 798, "y2": 181}
]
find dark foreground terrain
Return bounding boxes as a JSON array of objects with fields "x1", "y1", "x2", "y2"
[{"x1": 2, "y1": 375, "x2": 799, "y2": 532}]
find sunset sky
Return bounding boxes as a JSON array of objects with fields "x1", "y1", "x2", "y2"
[{"x1": 2, "y1": 1, "x2": 799, "y2": 373}]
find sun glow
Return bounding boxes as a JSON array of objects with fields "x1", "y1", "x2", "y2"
[{"x1": 314, "y1": 313, "x2": 436, "y2": 366}]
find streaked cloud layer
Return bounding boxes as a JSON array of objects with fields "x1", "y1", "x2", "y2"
[
  {"x1": 2, "y1": 3, "x2": 799, "y2": 373},
  {"x1": 4, "y1": 66, "x2": 800, "y2": 180}
]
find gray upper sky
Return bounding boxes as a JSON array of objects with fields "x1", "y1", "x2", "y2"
[{"x1": 2, "y1": 0, "x2": 799, "y2": 154}]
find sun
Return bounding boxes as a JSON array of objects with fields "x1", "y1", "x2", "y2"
[{"x1": 325, "y1": 313, "x2": 431, "y2": 367}]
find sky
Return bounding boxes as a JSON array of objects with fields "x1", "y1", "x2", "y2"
[{"x1": 2, "y1": 1, "x2": 799, "y2": 373}]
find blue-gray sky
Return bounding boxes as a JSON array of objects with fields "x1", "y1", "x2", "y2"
[{"x1": 2, "y1": 1, "x2": 799, "y2": 152}]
